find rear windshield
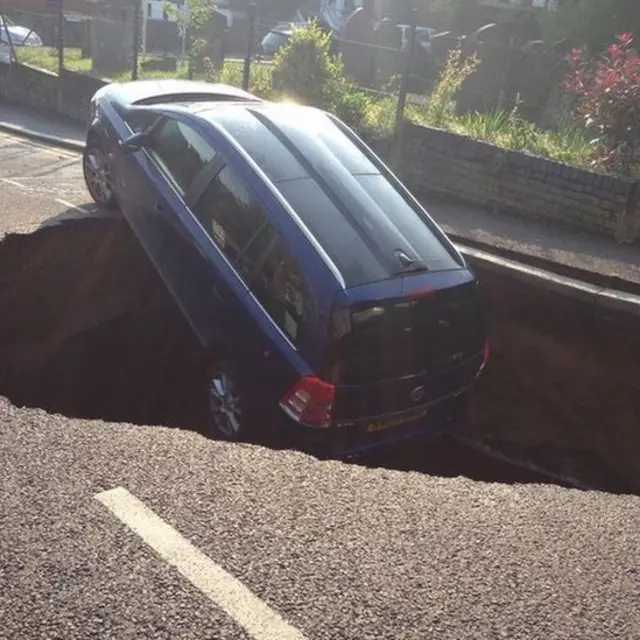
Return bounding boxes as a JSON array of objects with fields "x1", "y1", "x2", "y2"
[{"x1": 209, "y1": 107, "x2": 461, "y2": 287}]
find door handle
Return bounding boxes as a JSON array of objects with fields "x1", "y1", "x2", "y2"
[{"x1": 154, "y1": 201, "x2": 166, "y2": 212}]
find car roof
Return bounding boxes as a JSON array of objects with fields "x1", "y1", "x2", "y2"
[{"x1": 154, "y1": 100, "x2": 463, "y2": 289}]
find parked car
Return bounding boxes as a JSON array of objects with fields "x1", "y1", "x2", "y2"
[
  {"x1": 0, "y1": 15, "x2": 43, "y2": 48},
  {"x1": 259, "y1": 19, "x2": 337, "y2": 58},
  {"x1": 259, "y1": 22, "x2": 296, "y2": 57},
  {"x1": 83, "y1": 79, "x2": 489, "y2": 456}
]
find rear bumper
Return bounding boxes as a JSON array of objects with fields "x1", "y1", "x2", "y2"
[{"x1": 291, "y1": 389, "x2": 471, "y2": 457}]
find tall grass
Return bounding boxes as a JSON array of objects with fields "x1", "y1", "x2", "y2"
[
  {"x1": 446, "y1": 107, "x2": 594, "y2": 167},
  {"x1": 404, "y1": 48, "x2": 595, "y2": 171}
]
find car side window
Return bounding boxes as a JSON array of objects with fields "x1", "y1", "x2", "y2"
[
  {"x1": 250, "y1": 239, "x2": 307, "y2": 343},
  {"x1": 125, "y1": 110, "x2": 156, "y2": 133},
  {"x1": 145, "y1": 118, "x2": 217, "y2": 196},
  {"x1": 192, "y1": 164, "x2": 306, "y2": 342},
  {"x1": 193, "y1": 165, "x2": 274, "y2": 273}
]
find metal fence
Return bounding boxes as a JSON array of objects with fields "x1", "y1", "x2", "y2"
[{"x1": 0, "y1": 4, "x2": 431, "y2": 90}]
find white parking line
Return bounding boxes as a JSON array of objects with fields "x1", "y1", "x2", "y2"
[
  {"x1": 2, "y1": 177, "x2": 25, "y2": 188},
  {"x1": 95, "y1": 487, "x2": 309, "y2": 640},
  {"x1": 0, "y1": 131, "x2": 80, "y2": 158},
  {"x1": 54, "y1": 199, "x2": 94, "y2": 216}
]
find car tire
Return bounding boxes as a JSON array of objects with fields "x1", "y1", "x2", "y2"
[
  {"x1": 83, "y1": 136, "x2": 117, "y2": 209},
  {"x1": 205, "y1": 358, "x2": 253, "y2": 442}
]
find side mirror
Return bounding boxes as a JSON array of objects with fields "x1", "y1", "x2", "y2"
[{"x1": 119, "y1": 131, "x2": 146, "y2": 153}]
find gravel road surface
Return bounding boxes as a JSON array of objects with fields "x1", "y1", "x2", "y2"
[
  {"x1": 1, "y1": 400, "x2": 639, "y2": 640},
  {"x1": 1, "y1": 132, "x2": 639, "y2": 640}
]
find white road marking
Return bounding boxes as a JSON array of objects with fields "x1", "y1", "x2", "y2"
[
  {"x1": 95, "y1": 487, "x2": 309, "y2": 640},
  {"x1": 2, "y1": 177, "x2": 25, "y2": 188},
  {"x1": 54, "y1": 199, "x2": 94, "y2": 216},
  {"x1": 0, "y1": 132, "x2": 80, "y2": 158}
]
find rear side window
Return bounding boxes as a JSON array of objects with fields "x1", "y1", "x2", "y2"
[
  {"x1": 192, "y1": 165, "x2": 306, "y2": 343},
  {"x1": 251, "y1": 239, "x2": 306, "y2": 343},
  {"x1": 146, "y1": 118, "x2": 217, "y2": 195}
]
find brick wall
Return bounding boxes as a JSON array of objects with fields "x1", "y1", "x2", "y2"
[{"x1": 370, "y1": 123, "x2": 640, "y2": 243}]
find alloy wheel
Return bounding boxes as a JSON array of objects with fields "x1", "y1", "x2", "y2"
[
  {"x1": 208, "y1": 369, "x2": 243, "y2": 438},
  {"x1": 84, "y1": 145, "x2": 114, "y2": 207}
]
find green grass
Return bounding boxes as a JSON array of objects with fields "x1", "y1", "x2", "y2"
[
  {"x1": 443, "y1": 109, "x2": 595, "y2": 169},
  {"x1": 18, "y1": 46, "x2": 597, "y2": 172},
  {"x1": 17, "y1": 46, "x2": 91, "y2": 74}
]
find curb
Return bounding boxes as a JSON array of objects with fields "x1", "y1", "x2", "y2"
[
  {"x1": 458, "y1": 242, "x2": 640, "y2": 317},
  {"x1": 0, "y1": 122, "x2": 85, "y2": 153}
]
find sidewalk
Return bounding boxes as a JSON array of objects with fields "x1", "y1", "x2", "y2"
[
  {"x1": 0, "y1": 102, "x2": 85, "y2": 149},
  {"x1": 2, "y1": 101, "x2": 639, "y2": 287}
]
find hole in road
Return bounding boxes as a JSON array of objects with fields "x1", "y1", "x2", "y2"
[
  {"x1": 0, "y1": 218, "x2": 618, "y2": 491},
  {"x1": 0, "y1": 217, "x2": 207, "y2": 430}
]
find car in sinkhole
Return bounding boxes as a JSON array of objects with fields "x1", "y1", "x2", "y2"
[{"x1": 82, "y1": 78, "x2": 489, "y2": 456}]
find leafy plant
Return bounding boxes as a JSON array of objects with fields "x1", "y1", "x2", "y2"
[
  {"x1": 564, "y1": 32, "x2": 640, "y2": 174},
  {"x1": 272, "y1": 20, "x2": 334, "y2": 108},
  {"x1": 424, "y1": 46, "x2": 480, "y2": 128},
  {"x1": 271, "y1": 20, "x2": 375, "y2": 130}
]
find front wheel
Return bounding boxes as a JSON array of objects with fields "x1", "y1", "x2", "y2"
[{"x1": 83, "y1": 137, "x2": 117, "y2": 209}]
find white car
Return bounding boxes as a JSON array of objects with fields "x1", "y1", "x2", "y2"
[{"x1": 0, "y1": 15, "x2": 43, "y2": 48}]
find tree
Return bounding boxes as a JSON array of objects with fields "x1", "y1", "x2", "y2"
[{"x1": 163, "y1": 0, "x2": 215, "y2": 76}]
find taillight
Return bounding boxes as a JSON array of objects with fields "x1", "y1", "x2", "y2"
[{"x1": 279, "y1": 377, "x2": 335, "y2": 429}]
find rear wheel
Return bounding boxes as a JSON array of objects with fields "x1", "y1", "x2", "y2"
[
  {"x1": 83, "y1": 137, "x2": 116, "y2": 209},
  {"x1": 206, "y1": 359, "x2": 250, "y2": 441}
]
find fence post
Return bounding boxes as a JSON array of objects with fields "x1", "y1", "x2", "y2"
[
  {"x1": 57, "y1": 0, "x2": 65, "y2": 75},
  {"x1": 390, "y1": 7, "x2": 418, "y2": 175},
  {"x1": 242, "y1": 2, "x2": 256, "y2": 92},
  {"x1": 132, "y1": 0, "x2": 140, "y2": 81}
]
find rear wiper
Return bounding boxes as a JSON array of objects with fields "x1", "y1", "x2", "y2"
[
  {"x1": 400, "y1": 263, "x2": 430, "y2": 274},
  {"x1": 394, "y1": 249, "x2": 429, "y2": 273}
]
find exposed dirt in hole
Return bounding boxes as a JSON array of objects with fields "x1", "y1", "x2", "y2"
[
  {"x1": 465, "y1": 260, "x2": 640, "y2": 493},
  {"x1": 0, "y1": 218, "x2": 635, "y2": 492},
  {"x1": 0, "y1": 218, "x2": 206, "y2": 430}
]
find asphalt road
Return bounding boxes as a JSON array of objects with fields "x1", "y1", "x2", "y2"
[{"x1": 1, "y1": 132, "x2": 639, "y2": 640}]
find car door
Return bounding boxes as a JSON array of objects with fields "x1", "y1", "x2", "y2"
[{"x1": 115, "y1": 113, "x2": 225, "y2": 347}]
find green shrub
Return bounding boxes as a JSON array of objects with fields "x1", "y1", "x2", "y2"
[{"x1": 272, "y1": 20, "x2": 334, "y2": 108}]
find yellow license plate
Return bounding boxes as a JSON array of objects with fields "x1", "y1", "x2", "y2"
[{"x1": 365, "y1": 407, "x2": 428, "y2": 434}]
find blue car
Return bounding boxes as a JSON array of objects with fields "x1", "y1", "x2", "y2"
[{"x1": 83, "y1": 79, "x2": 489, "y2": 456}]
